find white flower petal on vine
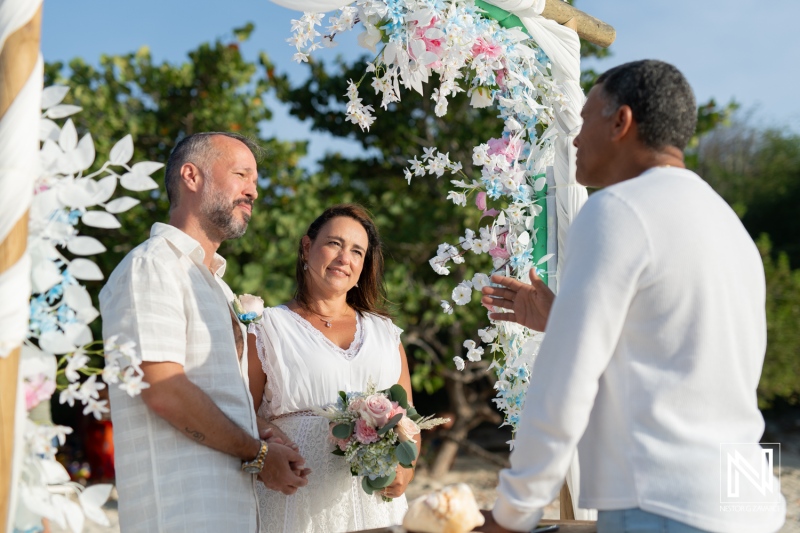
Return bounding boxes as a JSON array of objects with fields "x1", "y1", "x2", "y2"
[
  {"x1": 83, "y1": 398, "x2": 110, "y2": 420},
  {"x1": 452, "y1": 284, "x2": 472, "y2": 305},
  {"x1": 466, "y1": 346, "x2": 484, "y2": 362},
  {"x1": 79, "y1": 484, "x2": 112, "y2": 526},
  {"x1": 478, "y1": 327, "x2": 498, "y2": 343},
  {"x1": 104, "y1": 196, "x2": 140, "y2": 214},
  {"x1": 446, "y1": 191, "x2": 467, "y2": 207},
  {"x1": 471, "y1": 273, "x2": 491, "y2": 291},
  {"x1": 463, "y1": 339, "x2": 476, "y2": 351},
  {"x1": 357, "y1": 24, "x2": 382, "y2": 53},
  {"x1": 453, "y1": 356, "x2": 465, "y2": 371},
  {"x1": 41, "y1": 86, "x2": 70, "y2": 110},
  {"x1": 79, "y1": 375, "x2": 106, "y2": 401},
  {"x1": 119, "y1": 369, "x2": 150, "y2": 397},
  {"x1": 82, "y1": 210, "x2": 121, "y2": 229},
  {"x1": 65, "y1": 352, "x2": 91, "y2": 382},
  {"x1": 66, "y1": 236, "x2": 106, "y2": 256},
  {"x1": 59, "y1": 382, "x2": 82, "y2": 407},
  {"x1": 67, "y1": 258, "x2": 104, "y2": 281},
  {"x1": 40, "y1": 118, "x2": 60, "y2": 142},
  {"x1": 39, "y1": 331, "x2": 77, "y2": 355},
  {"x1": 440, "y1": 300, "x2": 454, "y2": 315},
  {"x1": 64, "y1": 285, "x2": 99, "y2": 323},
  {"x1": 429, "y1": 257, "x2": 450, "y2": 276}
]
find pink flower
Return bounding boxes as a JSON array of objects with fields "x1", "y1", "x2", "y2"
[
  {"x1": 396, "y1": 416, "x2": 421, "y2": 443},
  {"x1": 487, "y1": 137, "x2": 522, "y2": 164},
  {"x1": 362, "y1": 394, "x2": 393, "y2": 427},
  {"x1": 354, "y1": 418, "x2": 380, "y2": 444},
  {"x1": 389, "y1": 401, "x2": 406, "y2": 420},
  {"x1": 471, "y1": 37, "x2": 502, "y2": 59},
  {"x1": 489, "y1": 246, "x2": 510, "y2": 259},
  {"x1": 348, "y1": 397, "x2": 366, "y2": 414},
  {"x1": 24, "y1": 374, "x2": 56, "y2": 411},
  {"x1": 476, "y1": 192, "x2": 487, "y2": 211}
]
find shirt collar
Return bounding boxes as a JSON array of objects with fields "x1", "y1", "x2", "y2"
[{"x1": 150, "y1": 222, "x2": 227, "y2": 277}]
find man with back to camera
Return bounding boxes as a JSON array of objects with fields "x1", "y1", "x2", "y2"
[
  {"x1": 478, "y1": 61, "x2": 786, "y2": 532},
  {"x1": 100, "y1": 132, "x2": 309, "y2": 532}
]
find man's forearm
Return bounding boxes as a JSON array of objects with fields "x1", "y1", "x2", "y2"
[{"x1": 141, "y1": 362, "x2": 260, "y2": 461}]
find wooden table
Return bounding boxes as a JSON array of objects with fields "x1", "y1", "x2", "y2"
[{"x1": 352, "y1": 519, "x2": 597, "y2": 533}]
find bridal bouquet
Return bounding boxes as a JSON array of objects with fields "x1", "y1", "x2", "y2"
[{"x1": 318, "y1": 382, "x2": 449, "y2": 497}]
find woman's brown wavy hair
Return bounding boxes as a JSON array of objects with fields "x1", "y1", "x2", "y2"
[{"x1": 294, "y1": 204, "x2": 390, "y2": 318}]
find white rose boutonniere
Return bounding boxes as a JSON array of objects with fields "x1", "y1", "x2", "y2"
[{"x1": 232, "y1": 294, "x2": 264, "y2": 325}]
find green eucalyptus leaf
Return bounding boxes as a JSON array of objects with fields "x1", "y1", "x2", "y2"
[
  {"x1": 331, "y1": 447, "x2": 346, "y2": 456},
  {"x1": 332, "y1": 423, "x2": 353, "y2": 440},
  {"x1": 396, "y1": 440, "x2": 418, "y2": 466},
  {"x1": 388, "y1": 384, "x2": 408, "y2": 408},
  {"x1": 362, "y1": 476, "x2": 375, "y2": 495},
  {"x1": 367, "y1": 472, "x2": 396, "y2": 489},
  {"x1": 377, "y1": 413, "x2": 404, "y2": 436}
]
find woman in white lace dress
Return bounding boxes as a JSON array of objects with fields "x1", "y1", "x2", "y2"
[{"x1": 246, "y1": 204, "x2": 416, "y2": 533}]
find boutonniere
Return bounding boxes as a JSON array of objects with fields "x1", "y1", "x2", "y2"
[{"x1": 232, "y1": 294, "x2": 264, "y2": 325}]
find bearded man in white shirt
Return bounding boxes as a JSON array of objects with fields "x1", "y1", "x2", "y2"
[
  {"x1": 100, "y1": 132, "x2": 309, "y2": 532},
  {"x1": 479, "y1": 61, "x2": 786, "y2": 533}
]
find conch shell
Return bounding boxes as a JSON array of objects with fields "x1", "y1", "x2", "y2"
[{"x1": 402, "y1": 483, "x2": 485, "y2": 533}]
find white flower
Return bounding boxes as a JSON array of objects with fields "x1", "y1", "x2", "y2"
[
  {"x1": 430, "y1": 258, "x2": 450, "y2": 276},
  {"x1": 404, "y1": 168, "x2": 413, "y2": 185},
  {"x1": 409, "y1": 156, "x2": 426, "y2": 176},
  {"x1": 452, "y1": 283, "x2": 472, "y2": 305},
  {"x1": 453, "y1": 356, "x2": 465, "y2": 371},
  {"x1": 59, "y1": 382, "x2": 82, "y2": 407},
  {"x1": 239, "y1": 294, "x2": 264, "y2": 316},
  {"x1": 119, "y1": 368, "x2": 150, "y2": 397},
  {"x1": 65, "y1": 352, "x2": 90, "y2": 382},
  {"x1": 357, "y1": 24, "x2": 382, "y2": 53},
  {"x1": 478, "y1": 327, "x2": 498, "y2": 343},
  {"x1": 440, "y1": 300, "x2": 454, "y2": 315},
  {"x1": 463, "y1": 339, "x2": 484, "y2": 362},
  {"x1": 293, "y1": 52, "x2": 310, "y2": 63},
  {"x1": 446, "y1": 191, "x2": 467, "y2": 207},
  {"x1": 83, "y1": 398, "x2": 110, "y2": 420},
  {"x1": 470, "y1": 86, "x2": 493, "y2": 108},
  {"x1": 78, "y1": 374, "x2": 105, "y2": 401},
  {"x1": 471, "y1": 273, "x2": 491, "y2": 291},
  {"x1": 421, "y1": 146, "x2": 437, "y2": 161}
]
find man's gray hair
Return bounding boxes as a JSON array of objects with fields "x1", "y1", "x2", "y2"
[
  {"x1": 163, "y1": 132, "x2": 261, "y2": 209},
  {"x1": 596, "y1": 60, "x2": 697, "y2": 151}
]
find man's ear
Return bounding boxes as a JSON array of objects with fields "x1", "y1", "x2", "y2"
[
  {"x1": 610, "y1": 104, "x2": 635, "y2": 143},
  {"x1": 180, "y1": 162, "x2": 203, "y2": 193}
]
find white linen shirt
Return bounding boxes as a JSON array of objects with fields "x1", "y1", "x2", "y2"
[
  {"x1": 493, "y1": 168, "x2": 786, "y2": 533},
  {"x1": 100, "y1": 223, "x2": 259, "y2": 533}
]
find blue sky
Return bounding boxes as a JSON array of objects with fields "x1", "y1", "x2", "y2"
[{"x1": 41, "y1": 0, "x2": 800, "y2": 165}]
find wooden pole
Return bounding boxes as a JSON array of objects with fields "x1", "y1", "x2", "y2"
[
  {"x1": 0, "y1": 5, "x2": 43, "y2": 530},
  {"x1": 542, "y1": 0, "x2": 616, "y2": 47}
]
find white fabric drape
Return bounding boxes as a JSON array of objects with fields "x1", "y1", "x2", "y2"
[
  {"x1": 0, "y1": 2, "x2": 44, "y2": 531},
  {"x1": 269, "y1": 0, "x2": 592, "y2": 519}
]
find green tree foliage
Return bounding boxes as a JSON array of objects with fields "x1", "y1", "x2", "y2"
[
  {"x1": 44, "y1": 25, "x2": 313, "y2": 309},
  {"x1": 693, "y1": 125, "x2": 800, "y2": 405}
]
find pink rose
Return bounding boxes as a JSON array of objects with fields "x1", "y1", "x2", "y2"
[
  {"x1": 348, "y1": 397, "x2": 366, "y2": 414},
  {"x1": 362, "y1": 394, "x2": 393, "y2": 427},
  {"x1": 396, "y1": 416, "x2": 421, "y2": 443},
  {"x1": 389, "y1": 402, "x2": 406, "y2": 420},
  {"x1": 354, "y1": 418, "x2": 380, "y2": 444},
  {"x1": 488, "y1": 246, "x2": 510, "y2": 259}
]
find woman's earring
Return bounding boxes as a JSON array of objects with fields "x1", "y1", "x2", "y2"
[
  {"x1": 355, "y1": 282, "x2": 359, "y2": 288},
  {"x1": 303, "y1": 263, "x2": 308, "y2": 271}
]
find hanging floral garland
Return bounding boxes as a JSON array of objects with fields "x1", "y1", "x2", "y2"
[
  {"x1": 16, "y1": 86, "x2": 157, "y2": 532},
  {"x1": 286, "y1": 0, "x2": 570, "y2": 435}
]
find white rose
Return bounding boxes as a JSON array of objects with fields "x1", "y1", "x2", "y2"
[
  {"x1": 470, "y1": 86, "x2": 493, "y2": 108},
  {"x1": 239, "y1": 294, "x2": 264, "y2": 316}
]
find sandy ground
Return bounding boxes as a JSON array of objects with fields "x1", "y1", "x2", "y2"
[{"x1": 57, "y1": 448, "x2": 800, "y2": 533}]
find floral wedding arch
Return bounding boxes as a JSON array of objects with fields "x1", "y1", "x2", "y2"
[{"x1": 0, "y1": 0, "x2": 613, "y2": 530}]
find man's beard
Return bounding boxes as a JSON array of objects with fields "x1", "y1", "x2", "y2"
[{"x1": 200, "y1": 188, "x2": 251, "y2": 241}]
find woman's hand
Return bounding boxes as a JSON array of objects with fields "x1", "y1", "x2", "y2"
[
  {"x1": 382, "y1": 464, "x2": 415, "y2": 499},
  {"x1": 257, "y1": 417, "x2": 299, "y2": 451}
]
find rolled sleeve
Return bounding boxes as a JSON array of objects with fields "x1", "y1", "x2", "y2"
[{"x1": 101, "y1": 256, "x2": 187, "y2": 365}]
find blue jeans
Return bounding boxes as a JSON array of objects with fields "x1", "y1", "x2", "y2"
[{"x1": 597, "y1": 508, "x2": 711, "y2": 533}]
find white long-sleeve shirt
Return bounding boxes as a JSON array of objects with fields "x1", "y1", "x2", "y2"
[{"x1": 493, "y1": 167, "x2": 786, "y2": 533}]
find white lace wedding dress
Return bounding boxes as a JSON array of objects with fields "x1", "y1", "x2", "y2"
[{"x1": 248, "y1": 305, "x2": 408, "y2": 533}]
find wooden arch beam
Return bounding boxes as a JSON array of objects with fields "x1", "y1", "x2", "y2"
[{"x1": 542, "y1": 0, "x2": 616, "y2": 47}]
